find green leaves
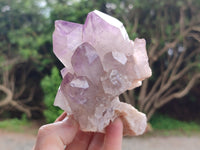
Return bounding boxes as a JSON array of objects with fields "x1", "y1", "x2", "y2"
[
  {"x1": 150, "y1": 113, "x2": 200, "y2": 132},
  {"x1": 41, "y1": 67, "x2": 63, "y2": 123},
  {"x1": 0, "y1": 0, "x2": 50, "y2": 65}
]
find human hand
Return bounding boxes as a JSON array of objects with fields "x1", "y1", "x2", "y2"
[{"x1": 33, "y1": 112, "x2": 123, "y2": 150}]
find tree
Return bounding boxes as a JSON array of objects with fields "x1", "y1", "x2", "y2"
[
  {"x1": 0, "y1": 0, "x2": 106, "y2": 119},
  {"x1": 114, "y1": 0, "x2": 200, "y2": 120},
  {"x1": 1, "y1": 0, "x2": 199, "y2": 121},
  {"x1": 0, "y1": 0, "x2": 50, "y2": 118},
  {"x1": 45, "y1": 0, "x2": 200, "y2": 120}
]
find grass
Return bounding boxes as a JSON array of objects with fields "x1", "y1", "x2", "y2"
[
  {"x1": 149, "y1": 113, "x2": 200, "y2": 136},
  {"x1": 0, "y1": 114, "x2": 31, "y2": 132},
  {"x1": 1, "y1": 112, "x2": 200, "y2": 136}
]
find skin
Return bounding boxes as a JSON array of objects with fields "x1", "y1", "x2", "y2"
[{"x1": 33, "y1": 112, "x2": 123, "y2": 150}]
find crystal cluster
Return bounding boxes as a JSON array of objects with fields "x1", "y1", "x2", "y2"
[{"x1": 53, "y1": 10, "x2": 152, "y2": 136}]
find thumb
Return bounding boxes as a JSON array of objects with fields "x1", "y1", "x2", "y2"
[{"x1": 33, "y1": 116, "x2": 79, "y2": 150}]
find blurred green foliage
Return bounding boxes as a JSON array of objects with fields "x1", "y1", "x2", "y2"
[
  {"x1": 0, "y1": 114, "x2": 30, "y2": 132},
  {"x1": 41, "y1": 67, "x2": 63, "y2": 123},
  {"x1": 0, "y1": 0, "x2": 199, "y2": 124},
  {"x1": 150, "y1": 113, "x2": 200, "y2": 132},
  {"x1": 0, "y1": 0, "x2": 49, "y2": 63}
]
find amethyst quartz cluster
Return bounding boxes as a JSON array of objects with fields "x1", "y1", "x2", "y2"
[{"x1": 53, "y1": 10, "x2": 152, "y2": 136}]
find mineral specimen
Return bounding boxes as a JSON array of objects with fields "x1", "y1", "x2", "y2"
[{"x1": 53, "y1": 10, "x2": 152, "y2": 136}]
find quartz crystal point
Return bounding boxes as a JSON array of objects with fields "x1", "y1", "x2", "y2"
[{"x1": 53, "y1": 10, "x2": 152, "y2": 136}]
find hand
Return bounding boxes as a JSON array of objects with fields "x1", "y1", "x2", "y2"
[{"x1": 33, "y1": 112, "x2": 123, "y2": 150}]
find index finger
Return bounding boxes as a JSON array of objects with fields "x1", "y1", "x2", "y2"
[{"x1": 55, "y1": 112, "x2": 67, "y2": 122}]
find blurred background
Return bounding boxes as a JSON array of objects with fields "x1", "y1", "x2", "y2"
[{"x1": 0, "y1": 0, "x2": 200, "y2": 149}]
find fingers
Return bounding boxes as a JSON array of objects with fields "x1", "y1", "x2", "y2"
[
  {"x1": 54, "y1": 112, "x2": 67, "y2": 122},
  {"x1": 34, "y1": 115, "x2": 123, "y2": 150},
  {"x1": 34, "y1": 116, "x2": 79, "y2": 150},
  {"x1": 88, "y1": 133, "x2": 105, "y2": 150},
  {"x1": 103, "y1": 118, "x2": 123, "y2": 150},
  {"x1": 67, "y1": 131, "x2": 93, "y2": 150}
]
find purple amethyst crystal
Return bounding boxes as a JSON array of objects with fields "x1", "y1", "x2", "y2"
[
  {"x1": 53, "y1": 10, "x2": 152, "y2": 135},
  {"x1": 71, "y1": 42, "x2": 104, "y2": 85},
  {"x1": 53, "y1": 20, "x2": 82, "y2": 69}
]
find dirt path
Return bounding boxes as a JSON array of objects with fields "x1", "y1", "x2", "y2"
[
  {"x1": 0, "y1": 130, "x2": 36, "y2": 150},
  {"x1": 122, "y1": 136, "x2": 200, "y2": 150},
  {"x1": 0, "y1": 129, "x2": 200, "y2": 150}
]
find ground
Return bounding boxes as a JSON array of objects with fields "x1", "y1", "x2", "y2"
[
  {"x1": 123, "y1": 135, "x2": 200, "y2": 150},
  {"x1": 0, "y1": 129, "x2": 200, "y2": 150}
]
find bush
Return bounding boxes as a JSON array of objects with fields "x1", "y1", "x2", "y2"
[
  {"x1": 150, "y1": 113, "x2": 200, "y2": 132},
  {"x1": 0, "y1": 114, "x2": 30, "y2": 132},
  {"x1": 41, "y1": 67, "x2": 63, "y2": 123}
]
